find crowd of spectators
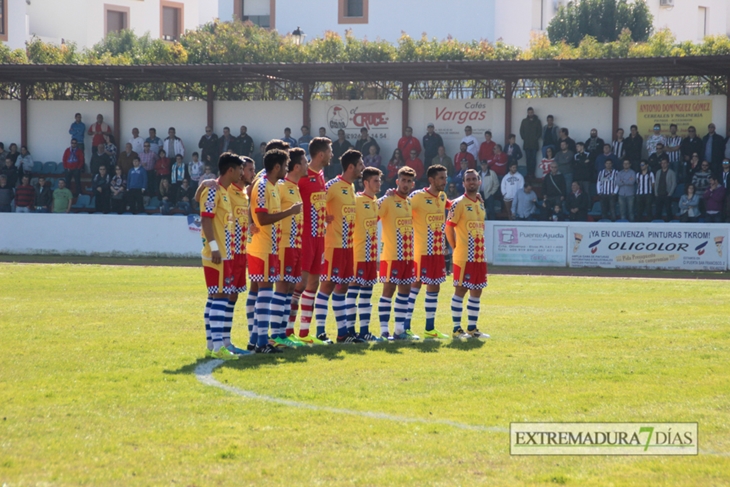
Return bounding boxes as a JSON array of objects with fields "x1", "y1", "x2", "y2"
[{"x1": 4, "y1": 109, "x2": 730, "y2": 224}]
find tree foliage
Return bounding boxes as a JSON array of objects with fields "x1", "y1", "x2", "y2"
[{"x1": 548, "y1": 0, "x2": 653, "y2": 46}]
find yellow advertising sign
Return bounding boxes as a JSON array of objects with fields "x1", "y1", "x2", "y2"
[{"x1": 637, "y1": 99, "x2": 713, "y2": 138}]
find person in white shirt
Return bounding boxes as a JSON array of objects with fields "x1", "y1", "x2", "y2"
[
  {"x1": 500, "y1": 162, "x2": 525, "y2": 221},
  {"x1": 188, "y1": 152, "x2": 205, "y2": 188},
  {"x1": 478, "y1": 160, "x2": 499, "y2": 220},
  {"x1": 128, "y1": 127, "x2": 145, "y2": 154},
  {"x1": 646, "y1": 124, "x2": 667, "y2": 157},
  {"x1": 163, "y1": 127, "x2": 185, "y2": 159},
  {"x1": 461, "y1": 125, "x2": 480, "y2": 161}
]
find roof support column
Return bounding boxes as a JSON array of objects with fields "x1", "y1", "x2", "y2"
[
  {"x1": 207, "y1": 83, "x2": 214, "y2": 130},
  {"x1": 611, "y1": 78, "x2": 621, "y2": 136},
  {"x1": 302, "y1": 82, "x2": 311, "y2": 130},
  {"x1": 113, "y1": 83, "x2": 121, "y2": 148},
  {"x1": 20, "y1": 83, "x2": 28, "y2": 148},
  {"x1": 401, "y1": 81, "x2": 410, "y2": 135},
  {"x1": 504, "y1": 79, "x2": 514, "y2": 145}
]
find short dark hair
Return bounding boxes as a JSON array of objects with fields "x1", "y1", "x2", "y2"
[
  {"x1": 309, "y1": 137, "x2": 332, "y2": 158},
  {"x1": 223, "y1": 126, "x2": 230, "y2": 131},
  {"x1": 239, "y1": 156, "x2": 254, "y2": 168},
  {"x1": 284, "y1": 127, "x2": 291, "y2": 132},
  {"x1": 362, "y1": 167, "x2": 382, "y2": 182},
  {"x1": 301, "y1": 125, "x2": 309, "y2": 131},
  {"x1": 264, "y1": 149, "x2": 289, "y2": 173},
  {"x1": 484, "y1": 130, "x2": 492, "y2": 136},
  {"x1": 576, "y1": 141, "x2": 584, "y2": 146},
  {"x1": 219, "y1": 152, "x2": 243, "y2": 174},
  {"x1": 288, "y1": 148, "x2": 306, "y2": 172},
  {"x1": 465, "y1": 168, "x2": 480, "y2": 178},
  {"x1": 630, "y1": 124, "x2": 638, "y2": 130},
  {"x1": 427, "y1": 164, "x2": 446, "y2": 180},
  {"x1": 527, "y1": 107, "x2": 534, "y2": 112},
  {"x1": 265, "y1": 139, "x2": 290, "y2": 152},
  {"x1": 670, "y1": 124, "x2": 678, "y2": 129},
  {"x1": 340, "y1": 149, "x2": 362, "y2": 172},
  {"x1": 547, "y1": 115, "x2": 554, "y2": 120},
  {"x1": 398, "y1": 166, "x2": 416, "y2": 179},
  {"x1": 192, "y1": 151, "x2": 199, "y2": 157},
  {"x1": 509, "y1": 133, "x2": 516, "y2": 139},
  {"x1": 561, "y1": 128, "x2": 569, "y2": 135}
]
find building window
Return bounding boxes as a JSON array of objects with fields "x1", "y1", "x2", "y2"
[
  {"x1": 161, "y1": 1, "x2": 184, "y2": 41},
  {"x1": 236, "y1": 0, "x2": 271, "y2": 28},
  {"x1": 104, "y1": 4, "x2": 130, "y2": 37},
  {"x1": 338, "y1": 0, "x2": 368, "y2": 24},
  {"x1": 698, "y1": 7, "x2": 708, "y2": 40}
]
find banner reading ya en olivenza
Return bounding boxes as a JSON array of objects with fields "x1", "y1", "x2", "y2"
[{"x1": 569, "y1": 224, "x2": 727, "y2": 271}]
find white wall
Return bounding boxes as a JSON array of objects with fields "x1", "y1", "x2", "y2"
[
  {"x1": 0, "y1": 100, "x2": 21, "y2": 152},
  {"x1": 649, "y1": 0, "x2": 729, "y2": 41},
  {"x1": 2, "y1": 0, "x2": 27, "y2": 50},
  {"x1": 214, "y1": 100, "x2": 303, "y2": 151}
]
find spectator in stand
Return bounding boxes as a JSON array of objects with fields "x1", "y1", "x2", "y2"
[
  {"x1": 501, "y1": 162, "x2": 525, "y2": 221},
  {"x1": 478, "y1": 130, "x2": 496, "y2": 163},
  {"x1": 126, "y1": 157, "x2": 147, "y2": 214},
  {"x1": 514, "y1": 182, "x2": 538, "y2": 221},
  {"x1": 14, "y1": 175, "x2": 34, "y2": 213},
  {"x1": 298, "y1": 125, "x2": 313, "y2": 149},
  {"x1": 188, "y1": 152, "x2": 204, "y2": 189},
  {"x1": 647, "y1": 143, "x2": 669, "y2": 173},
  {"x1": 62, "y1": 139, "x2": 84, "y2": 197},
  {"x1": 103, "y1": 133, "x2": 118, "y2": 168},
  {"x1": 398, "y1": 125, "x2": 422, "y2": 159},
  {"x1": 0, "y1": 175, "x2": 12, "y2": 212},
  {"x1": 478, "y1": 160, "x2": 499, "y2": 220},
  {"x1": 646, "y1": 124, "x2": 666, "y2": 158},
  {"x1": 542, "y1": 161, "x2": 566, "y2": 210},
  {"x1": 69, "y1": 113, "x2": 86, "y2": 152},
  {"x1": 405, "y1": 149, "x2": 424, "y2": 183},
  {"x1": 678, "y1": 184, "x2": 700, "y2": 223},
  {"x1": 454, "y1": 142, "x2": 476, "y2": 171},
  {"x1": 542, "y1": 115, "x2": 559, "y2": 158},
  {"x1": 720, "y1": 159, "x2": 730, "y2": 189},
  {"x1": 453, "y1": 158, "x2": 470, "y2": 195},
  {"x1": 52, "y1": 179, "x2": 73, "y2": 214},
  {"x1": 117, "y1": 142, "x2": 138, "y2": 177},
  {"x1": 154, "y1": 149, "x2": 172, "y2": 191},
  {"x1": 584, "y1": 128, "x2": 605, "y2": 167},
  {"x1": 681, "y1": 126, "x2": 703, "y2": 167},
  {"x1": 198, "y1": 126, "x2": 219, "y2": 165},
  {"x1": 624, "y1": 125, "x2": 644, "y2": 170},
  {"x1": 16, "y1": 146, "x2": 33, "y2": 177},
  {"x1": 488, "y1": 144, "x2": 508, "y2": 179},
  {"x1": 554, "y1": 140, "x2": 574, "y2": 190},
  {"x1": 282, "y1": 127, "x2": 297, "y2": 147},
  {"x1": 318, "y1": 127, "x2": 330, "y2": 140},
  {"x1": 235, "y1": 126, "x2": 254, "y2": 157},
  {"x1": 92, "y1": 165, "x2": 111, "y2": 214},
  {"x1": 422, "y1": 123, "x2": 444, "y2": 169},
  {"x1": 330, "y1": 129, "x2": 352, "y2": 179},
  {"x1": 158, "y1": 178, "x2": 174, "y2": 215},
  {"x1": 363, "y1": 144, "x2": 382, "y2": 169},
  {"x1": 558, "y1": 128, "x2": 576, "y2": 154},
  {"x1": 170, "y1": 154, "x2": 189, "y2": 190},
  {"x1": 355, "y1": 127, "x2": 380, "y2": 156},
  {"x1": 217, "y1": 126, "x2": 235, "y2": 155},
  {"x1": 146, "y1": 128, "x2": 163, "y2": 156},
  {"x1": 0, "y1": 143, "x2": 7, "y2": 163},
  {"x1": 597, "y1": 159, "x2": 619, "y2": 221},
  {"x1": 703, "y1": 176, "x2": 725, "y2": 223},
  {"x1": 1, "y1": 157, "x2": 18, "y2": 189},
  {"x1": 138, "y1": 141, "x2": 158, "y2": 194},
  {"x1": 546, "y1": 203, "x2": 567, "y2": 222},
  {"x1": 432, "y1": 146, "x2": 454, "y2": 178},
  {"x1": 682, "y1": 152, "x2": 701, "y2": 185},
  {"x1": 384, "y1": 148, "x2": 405, "y2": 190},
  {"x1": 504, "y1": 133, "x2": 523, "y2": 169},
  {"x1": 536, "y1": 146, "x2": 554, "y2": 179},
  {"x1": 34, "y1": 177, "x2": 52, "y2": 212},
  {"x1": 616, "y1": 158, "x2": 637, "y2": 222},
  {"x1": 595, "y1": 143, "x2": 618, "y2": 176},
  {"x1": 571, "y1": 142, "x2": 592, "y2": 196},
  {"x1": 253, "y1": 142, "x2": 266, "y2": 174},
  {"x1": 90, "y1": 143, "x2": 113, "y2": 176},
  {"x1": 703, "y1": 123, "x2": 725, "y2": 171},
  {"x1": 635, "y1": 161, "x2": 655, "y2": 222},
  {"x1": 611, "y1": 128, "x2": 626, "y2": 160},
  {"x1": 666, "y1": 124, "x2": 682, "y2": 173},
  {"x1": 176, "y1": 178, "x2": 195, "y2": 215},
  {"x1": 567, "y1": 181, "x2": 589, "y2": 221},
  {"x1": 519, "y1": 107, "x2": 541, "y2": 177},
  {"x1": 654, "y1": 158, "x2": 677, "y2": 221},
  {"x1": 128, "y1": 128, "x2": 145, "y2": 154},
  {"x1": 461, "y1": 125, "x2": 480, "y2": 161},
  {"x1": 110, "y1": 166, "x2": 126, "y2": 214},
  {"x1": 87, "y1": 114, "x2": 111, "y2": 150},
  {"x1": 163, "y1": 127, "x2": 185, "y2": 159},
  {"x1": 446, "y1": 182, "x2": 459, "y2": 200},
  {"x1": 200, "y1": 164, "x2": 216, "y2": 183},
  {"x1": 5, "y1": 144, "x2": 19, "y2": 166},
  {"x1": 691, "y1": 160, "x2": 712, "y2": 195}
]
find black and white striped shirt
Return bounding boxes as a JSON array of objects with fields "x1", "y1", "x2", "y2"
[
  {"x1": 612, "y1": 140, "x2": 625, "y2": 160},
  {"x1": 666, "y1": 135, "x2": 682, "y2": 164},
  {"x1": 597, "y1": 169, "x2": 619, "y2": 195},
  {"x1": 636, "y1": 171, "x2": 655, "y2": 195}
]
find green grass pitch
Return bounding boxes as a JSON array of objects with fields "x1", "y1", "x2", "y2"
[{"x1": 1, "y1": 263, "x2": 728, "y2": 486}]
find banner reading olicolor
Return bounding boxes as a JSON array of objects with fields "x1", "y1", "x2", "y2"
[
  {"x1": 569, "y1": 224, "x2": 726, "y2": 271},
  {"x1": 492, "y1": 224, "x2": 567, "y2": 266}
]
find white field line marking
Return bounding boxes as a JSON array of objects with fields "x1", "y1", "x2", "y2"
[{"x1": 195, "y1": 359, "x2": 508, "y2": 433}]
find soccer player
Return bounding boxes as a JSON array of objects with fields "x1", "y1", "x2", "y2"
[
  {"x1": 276, "y1": 147, "x2": 307, "y2": 346},
  {"x1": 347, "y1": 166, "x2": 384, "y2": 341},
  {"x1": 293, "y1": 137, "x2": 333, "y2": 345},
  {"x1": 378, "y1": 166, "x2": 417, "y2": 340},
  {"x1": 404, "y1": 164, "x2": 452, "y2": 339},
  {"x1": 249, "y1": 149, "x2": 302, "y2": 353},
  {"x1": 317, "y1": 149, "x2": 364, "y2": 343},
  {"x1": 198, "y1": 153, "x2": 243, "y2": 360},
  {"x1": 445, "y1": 169, "x2": 490, "y2": 339}
]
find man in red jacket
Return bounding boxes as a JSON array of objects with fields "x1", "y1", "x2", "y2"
[
  {"x1": 398, "y1": 126, "x2": 422, "y2": 159},
  {"x1": 487, "y1": 144, "x2": 508, "y2": 178},
  {"x1": 454, "y1": 142, "x2": 476, "y2": 170},
  {"x1": 62, "y1": 139, "x2": 85, "y2": 196},
  {"x1": 478, "y1": 130, "x2": 496, "y2": 163}
]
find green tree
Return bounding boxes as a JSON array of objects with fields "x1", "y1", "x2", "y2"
[{"x1": 548, "y1": 0, "x2": 654, "y2": 46}]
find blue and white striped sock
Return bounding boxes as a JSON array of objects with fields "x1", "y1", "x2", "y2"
[
  {"x1": 271, "y1": 292, "x2": 287, "y2": 339},
  {"x1": 425, "y1": 291, "x2": 439, "y2": 331},
  {"x1": 345, "y1": 287, "x2": 359, "y2": 335},
  {"x1": 332, "y1": 292, "x2": 348, "y2": 336},
  {"x1": 467, "y1": 297, "x2": 480, "y2": 331},
  {"x1": 314, "y1": 292, "x2": 330, "y2": 336},
  {"x1": 223, "y1": 299, "x2": 235, "y2": 346},
  {"x1": 246, "y1": 290, "x2": 258, "y2": 344},
  {"x1": 204, "y1": 297, "x2": 212, "y2": 350},
  {"x1": 255, "y1": 288, "x2": 273, "y2": 348},
  {"x1": 451, "y1": 295, "x2": 464, "y2": 331},
  {"x1": 394, "y1": 293, "x2": 409, "y2": 335},
  {"x1": 378, "y1": 296, "x2": 392, "y2": 335},
  {"x1": 210, "y1": 298, "x2": 228, "y2": 351},
  {"x1": 404, "y1": 287, "x2": 419, "y2": 330},
  {"x1": 358, "y1": 287, "x2": 373, "y2": 335}
]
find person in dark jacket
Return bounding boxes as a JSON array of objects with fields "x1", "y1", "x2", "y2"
[
  {"x1": 1, "y1": 157, "x2": 19, "y2": 188},
  {"x1": 198, "y1": 126, "x2": 219, "y2": 165},
  {"x1": 422, "y1": 123, "x2": 444, "y2": 169},
  {"x1": 567, "y1": 181, "x2": 590, "y2": 221},
  {"x1": 624, "y1": 125, "x2": 644, "y2": 170},
  {"x1": 34, "y1": 176, "x2": 53, "y2": 212},
  {"x1": 519, "y1": 107, "x2": 541, "y2": 177},
  {"x1": 92, "y1": 165, "x2": 112, "y2": 214},
  {"x1": 680, "y1": 126, "x2": 703, "y2": 166},
  {"x1": 542, "y1": 161, "x2": 566, "y2": 210},
  {"x1": 703, "y1": 176, "x2": 726, "y2": 222},
  {"x1": 702, "y1": 123, "x2": 725, "y2": 172},
  {"x1": 571, "y1": 142, "x2": 593, "y2": 195}
]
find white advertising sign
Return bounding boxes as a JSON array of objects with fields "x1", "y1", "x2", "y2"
[
  {"x1": 569, "y1": 225, "x2": 727, "y2": 271},
  {"x1": 312, "y1": 100, "x2": 396, "y2": 145},
  {"x1": 492, "y1": 225, "x2": 567, "y2": 266}
]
